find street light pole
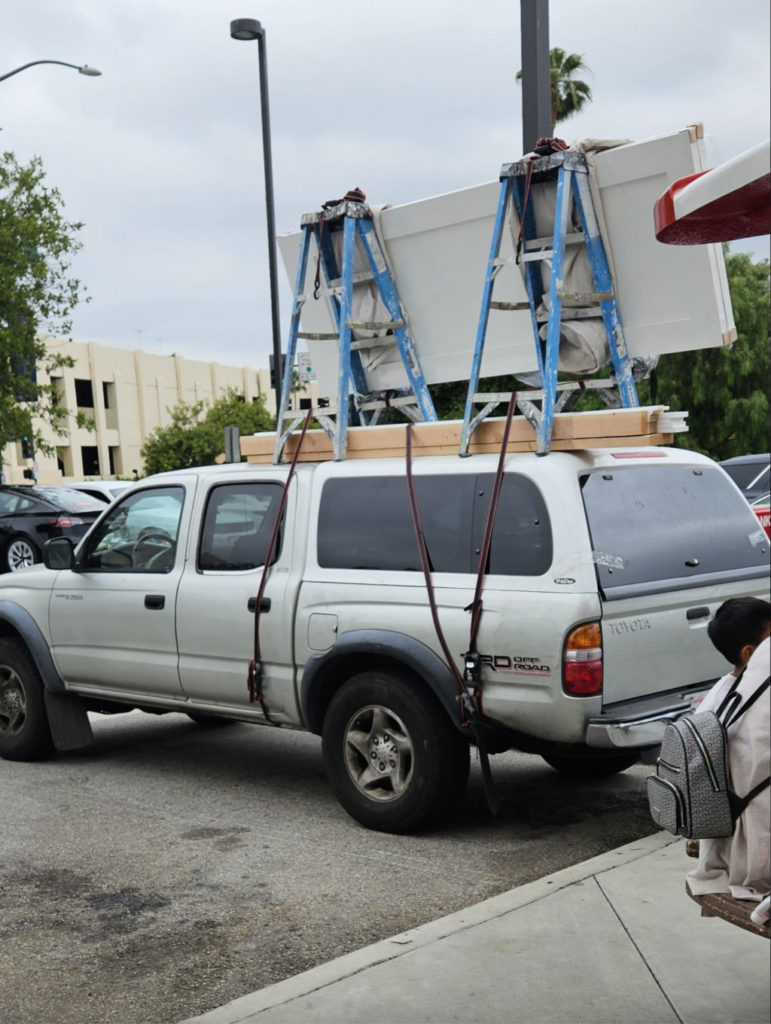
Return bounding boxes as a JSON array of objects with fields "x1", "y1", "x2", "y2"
[
  {"x1": 0, "y1": 60, "x2": 101, "y2": 83},
  {"x1": 230, "y1": 18, "x2": 283, "y2": 414},
  {"x1": 520, "y1": 0, "x2": 551, "y2": 152}
]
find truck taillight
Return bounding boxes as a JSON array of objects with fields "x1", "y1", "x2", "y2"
[{"x1": 563, "y1": 622, "x2": 603, "y2": 696}]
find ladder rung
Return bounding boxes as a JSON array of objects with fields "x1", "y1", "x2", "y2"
[
  {"x1": 491, "y1": 301, "x2": 531, "y2": 311},
  {"x1": 351, "y1": 337, "x2": 397, "y2": 351},
  {"x1": 520, "y1": 250, "x2": 554, "y2": 263},
  {"x1": 329, "y1": 271, "x2": 375, "y2": 288},
  {"x1": 536, "y1": 307, "x2": 602, "y2": 323},
  {"x1": 358, "y1": 395, "x2": 418, "y2": 412},
  {"x1": 346, "y1": 319, "x2": 405, "y2": 332},
  {"x1": 557, "y1": 290, "x2": 613, "y2": 305},
  {"x1": 526, "y1": 232, "x2": 585, "y2": 250},
  {"x1": 297, "y1": 331, "x2": 339, "y2": 340},
  {"x1": 472, "y1": 380, "x2": 620, "y2": 403}
]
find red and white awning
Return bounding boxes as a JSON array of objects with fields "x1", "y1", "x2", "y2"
[{"x1": 655, "y1": 139, "x2": 770, "y2": 244}]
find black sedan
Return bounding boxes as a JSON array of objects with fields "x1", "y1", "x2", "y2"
[{"x1": 0, "y1": 485, "x2": 107, "y2": 573}]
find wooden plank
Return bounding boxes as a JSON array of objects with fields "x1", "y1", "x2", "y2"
[
  {"x1": 240, "y1": 407, "x2": 668, "y2": 458},
  {"x1": 245, "y1": 433, "x2": 674, "y2": 465}
]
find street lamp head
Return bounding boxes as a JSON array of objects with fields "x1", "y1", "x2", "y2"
[
  {"x1": 78, "y1": 65, "x2": 102, "y2": 76},
  {"x1": 230, "y1": 18, "x2": 263, "y2": 40}
]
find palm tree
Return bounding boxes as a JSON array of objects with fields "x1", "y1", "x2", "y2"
[{"x1": 516, "y1": 48, "x2": 593, "y2": 134}]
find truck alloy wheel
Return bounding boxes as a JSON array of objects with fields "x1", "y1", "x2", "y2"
[
  {"x1": 0, "y1": 666, "x2": 27, "y2": 738},
  {"x1": 344, "y1": 705, "x2": 415, "y2": 802},
  {"x1": 322, "y1": 669, "x2": 470, "y2": 833}
]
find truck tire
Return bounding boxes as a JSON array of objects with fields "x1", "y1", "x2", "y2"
[
  {"x1": 186, "y1": 712, "x2": 237, "y2": 728},
  {"x1": 0, "y1": 638, "x2": 54, "y2": 761},
  {"x1": 322, "y1": 668, "x2": 470, "y2": 834},
  {"x1": 542, "y1": 753, "x2": 640, "y2": 778}
]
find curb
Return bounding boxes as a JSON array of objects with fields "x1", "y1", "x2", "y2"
[{"x1": 182, "y1": 831, "x2": 678, "y2": 1024}]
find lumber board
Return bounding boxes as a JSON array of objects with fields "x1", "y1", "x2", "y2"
[
  {"x1": 245, "y1": 433, "x2": 674, "y2": 465},
  {"x1": 240, "y1": 407, "x2": 677, "y2": 460}
]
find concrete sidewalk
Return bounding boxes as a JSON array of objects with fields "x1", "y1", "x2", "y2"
[{"x1": 184, "y1": 832, "x2": 770, "y2": 1024}]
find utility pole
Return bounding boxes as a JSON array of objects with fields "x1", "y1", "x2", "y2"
[{"x1": 520, "y1": 0, "x2": 552, "y2": 153}]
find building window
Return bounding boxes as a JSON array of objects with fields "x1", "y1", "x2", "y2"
[
  {"x1": 75, "y1": 379, "x2": 95, "y2": 409},
  {"x1": 300, "y1": 398, "x2": 313, "y2": 411},
  {"x1": 56, "y1": 447, "x2": 74, "y2": 478},
  {"x1": 108, "y1": 446, "x2": 123, "y2": 476},
  {"x1": 102, "y1": 381, "x2": 114, "y2": 409},
  {"x1": 81, "y1": 446, "x2": 100, "y2": 476}
]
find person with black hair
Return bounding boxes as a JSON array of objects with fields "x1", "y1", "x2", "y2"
[
  {"x1": 687, "y1": 597, "x2": 770, "y2": 901},
  {"x1": 706, "y1": 597, "x2": 770, "y2": 675}
]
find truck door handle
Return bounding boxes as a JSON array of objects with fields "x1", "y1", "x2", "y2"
[
  {"x1": 686, "y1": 606, "x2": 710, "y2": 621},
  {"x1": 145, "y1": 594, "x2": 165, "y2": 610},
  {"x1": 248, "y1": 597, "x2": 271, "y2": 613}
]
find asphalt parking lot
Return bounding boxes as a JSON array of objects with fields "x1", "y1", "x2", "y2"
[{"x1": 0, "y1": 711, "x2": 658, "y2": 1024}]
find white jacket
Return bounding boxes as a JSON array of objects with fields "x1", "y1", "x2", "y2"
[{"x1": 687, "y1": 636, "x2": 770, "y2": 900}]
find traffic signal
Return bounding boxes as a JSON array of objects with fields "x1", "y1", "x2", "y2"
[
  {"x1": 269, "y1": 354, "x2": 286, "y2": 391},
  {"x1": 21, "y1": 435, "x2": 34, "y2": 460}
]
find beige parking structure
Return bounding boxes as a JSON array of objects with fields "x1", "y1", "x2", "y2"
[{"x1": 2, "y1": 339, "x2": 318, "y2": 486}]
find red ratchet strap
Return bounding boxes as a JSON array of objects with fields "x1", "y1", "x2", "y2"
[
  {"x1": 315, "y1": 188, "x2": 367, "y2": 300},
  {"x1": 465, "y1": 393, "x2": 518, "y2": 666},
  {"x1": 404, "y1": 422, "x2": 509, "y2": 816},
  {"x1": 405, "y1": 425, "x2": 468, "y2": 721},
  {"x1": 515, "y1": 162, "x2": 535, "y2": 266},
  {"x1": 515, "y1": 137, "x2": 569, "y2": 266},
  {"x1": 313, "y1": 214, "x2": 325, "y2": 301},
  {"x1": 248, "y1": 409, "x2": 314, "y2": 721}
]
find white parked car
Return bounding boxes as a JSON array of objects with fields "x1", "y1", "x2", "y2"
[
  {"x1": 0, "y1": 447, "x2": 768, "y2": 832},
  {"x1": 67, "y1": 480, "x2": 135, "y2": 504}
]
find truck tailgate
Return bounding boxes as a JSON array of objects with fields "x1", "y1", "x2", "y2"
[
  {"x1": 601, "y1": 576, "x2": 769, "y2": 704},
  {"x1": 580, "y1": 459, "x2": 770, "y2": 704}
]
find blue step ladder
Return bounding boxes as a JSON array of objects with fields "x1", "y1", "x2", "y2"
[
  {"x1": 274, "y1": 200, "x2": 437, "y2": 463},
  {"x1": 460, "y1": 151, "x2": 639, "y2": 457}
]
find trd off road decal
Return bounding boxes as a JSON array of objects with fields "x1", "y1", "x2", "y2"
[{"x1": 478, "y1": 654, "x2": 552, "y2": 677}]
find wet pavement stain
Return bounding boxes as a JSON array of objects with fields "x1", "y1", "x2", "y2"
[{"x1": 180, "y1": 826, "x2": 252, "y2": 841}]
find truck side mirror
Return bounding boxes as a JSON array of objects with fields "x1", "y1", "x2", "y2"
[{"x1": 43, "y1": 538, "x2": 74, "y2": 571}]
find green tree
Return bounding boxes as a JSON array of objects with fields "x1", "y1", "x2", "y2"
[
  {"x1": 516, "y1": 47, "x2": 593, "y2": 132},
  {"x1": 141, "y1": 388, "x2": 274, "y2": 475},
  {"x1": 0, "y1": 151, "x2": 92, "y2": 462},
  {"x1": 642, "y1": 249, "x2": 770, "y2": 460}
]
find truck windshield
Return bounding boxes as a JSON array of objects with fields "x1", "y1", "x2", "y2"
[{"x1": 581, "y1": 464, "x2": 770, "y2": 594}]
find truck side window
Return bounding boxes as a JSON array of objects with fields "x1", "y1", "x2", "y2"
[
  {"x1": 317, "y1": 475, "x2": 476, "y2": 573},
  {"x1": 473, "y1": 474, "x2": 553, "y2": 576},
  {"x1": 199, "y1": 483, "x2": 283, "y2": 572},
  {"x1": 83, "y1": 486, "x2": 185, "y2": 573}
]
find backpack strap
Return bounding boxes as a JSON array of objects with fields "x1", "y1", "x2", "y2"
[
  {"x1": 730, "y1": 777, "x2": 771, "y2": 821},
  {"x1": 716, "y1": 667, "x2": 745, "y2": 720},
  {"x1": 726, "y1": 675, "x2": 771, "y2": 729}
]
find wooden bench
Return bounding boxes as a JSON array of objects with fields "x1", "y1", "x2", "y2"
[{"x1": 685, "y1": 840, "x2": 770, "y2": 939}]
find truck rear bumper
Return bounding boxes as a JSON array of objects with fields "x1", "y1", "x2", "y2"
[{"x1": 586, "y1": 683, "x2": 715, "y2": 750}]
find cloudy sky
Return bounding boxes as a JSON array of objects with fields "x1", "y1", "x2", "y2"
[{"x1": 3, "y1": 0, "x2": 769, "y2": 370}]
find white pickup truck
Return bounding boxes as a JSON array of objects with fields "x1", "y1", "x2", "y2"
[{"x1": 0, "y1": 446, "x2": 768, "y2": 832}]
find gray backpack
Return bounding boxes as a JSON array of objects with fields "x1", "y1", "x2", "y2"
[{"x1": 647, "y1": 672, "x2": 770, "y2": 839}]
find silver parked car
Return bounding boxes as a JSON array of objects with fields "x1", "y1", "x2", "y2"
[{"x1": 66, "y1": 480, "x2": 135, "y2": 504}]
